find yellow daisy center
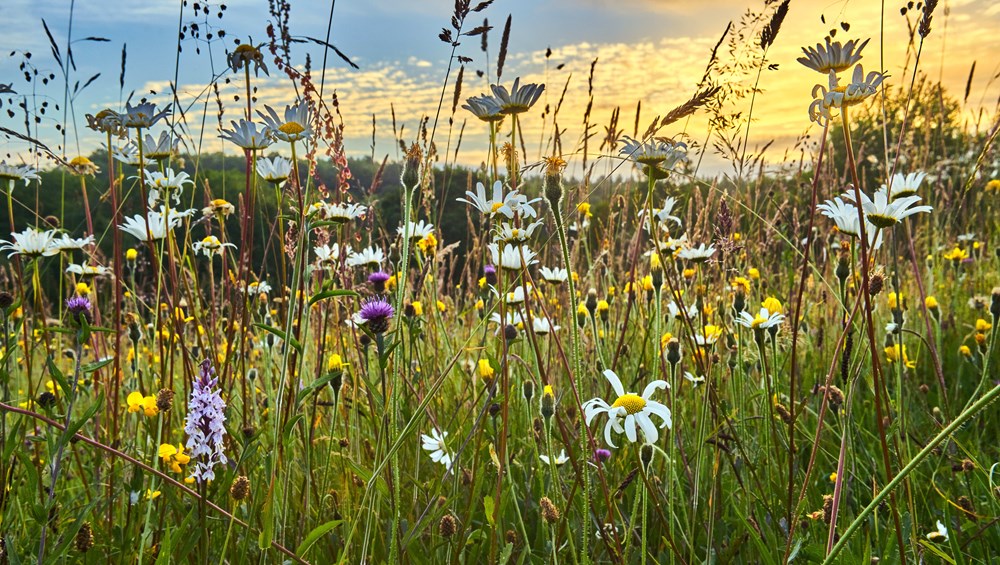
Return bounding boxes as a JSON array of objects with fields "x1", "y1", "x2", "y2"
[
  {"x1": 611, "y1": 393, "x2": 647, "y2": 415},
  {"x1": 490, "y1": 202, "x2": 504, "y2": 213},
  {"x1": 278, "y1": 122, "x2": 305, "y2": 135}
]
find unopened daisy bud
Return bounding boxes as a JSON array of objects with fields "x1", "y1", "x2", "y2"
[
  {"x1": 439, "y1": 514, "x2": 457, "y2": 538},
  {"x1": 640, "y1": 444, "x2": 654, "y2": 470},
  {"x1": 75, "y1": 521, "x2": 94, "y2": 553},
  {"x1": 733, "y1": 289, "x2": 746, "y2": 314},
  {"x1": 489, "y1": 402, "x2": 501, "y2": 419},
  {"x1": 522, "y1": 380, "x2": 535, "y2": 403},
  {"x1": 835, "y1": 249, "x2": 850, "y2": 285},
  {"x1": 155, "y1": 388, "x2": 175, "y2": 412},
  {"x1": 539, "y1": 497, "x2": 560, "y2": 524},
  {"x1": 586, "y1": 288, "x2": 598, "y2": 314},
  {"x1": 230, "y1": 475, "x2": 250, "y2": 501},
  {"x1": 542, "y1": 156, "x2": 566, "y2": 209},
  {"x1": 401, "y1": 143, "x2": 422, "y2": 189},
  {"x1": 540, "y1": 385, "x2": 555, "y2": 420},
  {"x1": 666, "y1": 338, "x2": 681, "y2": 366},
  {"x1": 0, "y1": 291, "x2": 13, "y2": 310},
  {"x1": 504, "y1": 324, "x2": 518, "y2": 342}
]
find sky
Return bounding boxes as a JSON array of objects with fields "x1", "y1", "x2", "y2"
[{"x1": 1, "y1": 0, "x2": 998, "y2": 177}]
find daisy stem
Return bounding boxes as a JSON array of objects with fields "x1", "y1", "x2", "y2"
[
  {"x1": 551, "y1": 199, "x2": 589, "y2": 564},
  {"x1": 218, "y1": 508, "x2": 238, "y2": 565}
]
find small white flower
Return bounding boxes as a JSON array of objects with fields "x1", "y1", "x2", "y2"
[
  {"x1": 111, "y1": 143, "x2": 142, "y2": 166},
  {"x1": 420, "y1": 429, "x2": 453, "y2": 470},
  {"x1": 66, "y1": 263, "x2": 112, "y2": 277},
  {"x1": 927, "y1": 520, "x2": 948, "y2": 543},
  {"x1": 844, "y1": 186, "x2": 932, "y2": 229},
  {"x1": 314, "y1": 243, "x2": 346, "y2": 268},
  {"x1": 816, "y1": 196, "x2": 883, "y2": 250},
  {"x1": 494, "y1": 220, "x2": 543, "y2": 243},
  {"x1": 532, "y1": 316, "x2": 560, "y2": 335},
  {"x1": 456, "y1": 180, "x2": 526, "y2": 218},
  {"x1": 143, "y1": 168, "x2": 193, "y2": 206},
  {"x1": 119, "y1": 101, "x2": 170, "y2": 129},
  {"x1": 683, "y1": 372, "x2": 705, "y2": 387},
  {"x1": 582, "y1": 369, "x2": 671, "y2": 448},
  {"x1": 321, "y1": 202, "x2": 367, "y2": 223},
  {"x1": 798, "y1": 37, "x2": 870, "y2": 75},
  {"x1": 666, "y1": 301, "x2": 698, "y2": 320},
  {"x1": 539, "y1": 450, "x2": 568, "y2": 466},
  {"x1": 192, "y1": 235, "x2": 236, "y2": 257},
  {"x1": 619, "y1": 136, "x2": 687, "y2": 169}
]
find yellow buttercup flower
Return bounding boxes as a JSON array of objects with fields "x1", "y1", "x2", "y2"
[
  {"x1": 127, "y1": 391, "x2": 159, "y2": 416},
  {"x1": 884, "y1": 344, "x2": 916, "y2": 368},
  {"x1": 942, "y1": 247, "x2": 968, "y2": 263},
  {"x1": 748, "y1": 268, "x2": 760, "y2": 280},
  {"x1": 477, "y1": 359, "x2": 495, "y2": 379},
  {"x1": 159, "y1": 443, "x2": 191, "y2": 473},
  {"x1": 976, "y1": 319, "x2": 992, "y2": 332}
]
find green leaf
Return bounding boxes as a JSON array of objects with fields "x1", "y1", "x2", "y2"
[
  {"x1": 308, "y1": 289, "x2": 359, "y2": 307},
  {"x1": 82, "y1": 357, "x2": 114, "y2": 374},
  {"x1": 295, "y1": 519, "x2": 343, "y2": 556},
  {"x1": 45, "y1": 355, "x2": 70, "y2": 399},
  {"x1": 283, "y1": 414, "x2": 305, "y2": 442},
  {"x1": 253, "y1": 323, "x2": 302, "y2": 354},
  {"x1": 56, "y1": 393, "x2": 103, "y2": 453},
  {"x1": 483, "y1": 496, "x2": 495, "y2": 527},
  {"x1": 499, "y1": 542, "x2": 514, "y2": 564},
  {"x1": 259, "y1": 483, "x2": 275, "y2": 550}
]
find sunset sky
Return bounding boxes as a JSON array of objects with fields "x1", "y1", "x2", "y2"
[{"x1": 1, "y1": 0, "x2": 998, "y2": 176}]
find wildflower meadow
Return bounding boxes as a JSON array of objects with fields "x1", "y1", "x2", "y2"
[{"x1": 2, "y1": 0, "x2": 1000, "y2": 562}]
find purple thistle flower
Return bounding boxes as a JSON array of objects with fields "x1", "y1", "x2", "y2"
[
  {"x1": 184, "y1": 359, "x2": 228, "y2": 483},
  {"x1": 484, "y1": 264, "x2": 497, "y2": 286},
  {"x1": 368, "y1": 270, "x2": 391, "y2": 293},
  {"x1": 65, "y1": 296, "x2": 92, "y2": 325},
  {"x1": 358, "y1": 296, "x2": 394, "y2": 334},
  {"x1": 593, "y1": 448, "x2": 612, "y2": 463}
]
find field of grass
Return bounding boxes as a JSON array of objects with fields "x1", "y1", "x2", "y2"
[{"x1": 1, "y1": 0, "x2": 1000, "y2": 563}]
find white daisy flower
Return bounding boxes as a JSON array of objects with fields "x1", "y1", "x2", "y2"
[
  {"x1": 532, "y1": 316, "x2": 560, "y2": 335},
  {"x1": 256, "y1": 156, "x2": 292, "y2": 184},
  {"x1": 244, "y1": 280, "x2": 272, "y2": 295},
  {"x1": 143, "y1": 168, "x2": 193, "y2": 206},
  {"x1": 797, "y1": 37, "x2": 870, "y2": 75},
  {"x1": 642, "y1": 197, "x2": 683, "y2": 231},
  {"x1": 111, "y1": 143, "x2": 142, "y2": 167},
  {"x1": 539, "y1": 266, "x2": 569, "y2": 284},
  {"x1": 314, "y1": 243, "x2": 346, "y2": 269},
  {"x1": 667, "y1": 301, "x2": 699, "y2": 321},
  {"x1": 346, "y1": 246, "x2": 385, "y2": 268},
  {"x1": 816, "y1": 196, "x2": 883, "y2": 250},
  {"x1": 0, "y1": 227, "x2": 60, "y2": 258},
  {"x1": 0, "y1": 161, "x2": 40, "y2": 187},
  {"x1": 462, "y1": 94, "x2": 504, "y2": 122},
  {"x1": 488, "y1": 243, "x2": 538, "y2": 271},
  {"x1": 397, "y1": 219, "x2": 434, "y2": 241},
  {"x1": 51, "y1": 233, "x2": 95, "y2": 252},
  {"x1": 489, "y1": 311, "x2": 524, "y2": 334},
  {"x1": 683, "y1": 372, "x2": 705, "y2": 387},
  {"x1": 735, "y1": 307, "x2": 786, "y2": 331},
  {"x1": 321, "y1": 202, "x2": 367, "y2": 223},
  {"x1": 119, "y1": 207, "x2": 194, "y2": 241},
  {"x1": 884, "y1": 171, "x2": 926, "y2": 199},
  {"x1": 619, "y1": 136, "x2": 687, "y2": 169},
  {"x1": 494, "y1": 220, "x2": 543, "y2": 243},
  {"x1": 677, "y1": 243, "x2": 716, "y2": 263},
  {"x1": 66, "y1": 263, "x2": 112, "y2": 277},
  {"x1": 141, "y1": 131, "x2": 179, "y2": 161},
  {"x1": 119, "y1": 101, "x2": 170, "y2": 129},
  {"x1": 843, "y1": 186, "x2": 932, "y2": 229},
  {"x1": 257, "y1": 101, "x2": 312, "y2": 142},
  {"x1": 457, "y1": 180, "x2": 520, "y2": 217},
  {"x1": 490, "y1": 78, "x2": 544, "y2": 114},
  {"x1": 582, "y1": 369, "x2": 671, "y2": 448},
  {"x1": 420, "y1": 429, "x2": 453, "y2": 470},
  {"x1": 220, "y1": 119, "x2": 274, "y2": 151},
  {"x1": 192, "y1": 235, "x2": 236, "y2": 257}
]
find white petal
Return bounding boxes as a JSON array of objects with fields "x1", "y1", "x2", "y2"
[{"x1": 603, "y1": 369, "x2": 626, "y2": 398}]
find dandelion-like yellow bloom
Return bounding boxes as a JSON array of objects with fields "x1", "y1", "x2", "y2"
[
  {"x1": 985, "y1": 179, "x2": 1000, "y2": 192},
  {"x1": 887, "y1": 292, "x2": 904, "y2": 311},
  {"x1": 748, "y1": 268, "x2": 760, "y2": 280},
  {"x1": 884, "y1": 344, "x2": 916, "y2": 368},
  {"x1": 436, "y1": 300, "x2": 447, "y2": 313},
  {"x1": 731, "y1": 277, "x2": 751, "y2": 294},
  {"x1": 411, "y1": 301, "x2": 424, "y2": 316},
  {"x1": 75, "y1": 282, "x2": 91, "y2": 296},
  {"x1": 925, "y1": 296, "x2": 939, "y2": 309},
  {"x1": 761, "y1": 297, "x2": 783, "y2": 315},
  {"x1": 328, "y1": 354, "x2": 344, "y2": 372},
  {"x1": 477, "y1": 359, "x2": 495, "y2": 379},
  {"x1": 942, "y1": 247, "x2": 968, "y2": 262},
  {"x1": 975, "y1": 319, "x2": 992, "y2": 332},
  {"x1": 577, "y1": 202, "x2": 592, "y2": 218},
  {"x1": 159, "y1": 443, "x2": 191, "y2": 473},
  {"x1": 959, "y1": 345, "x2": 972, "y2": 357}
]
